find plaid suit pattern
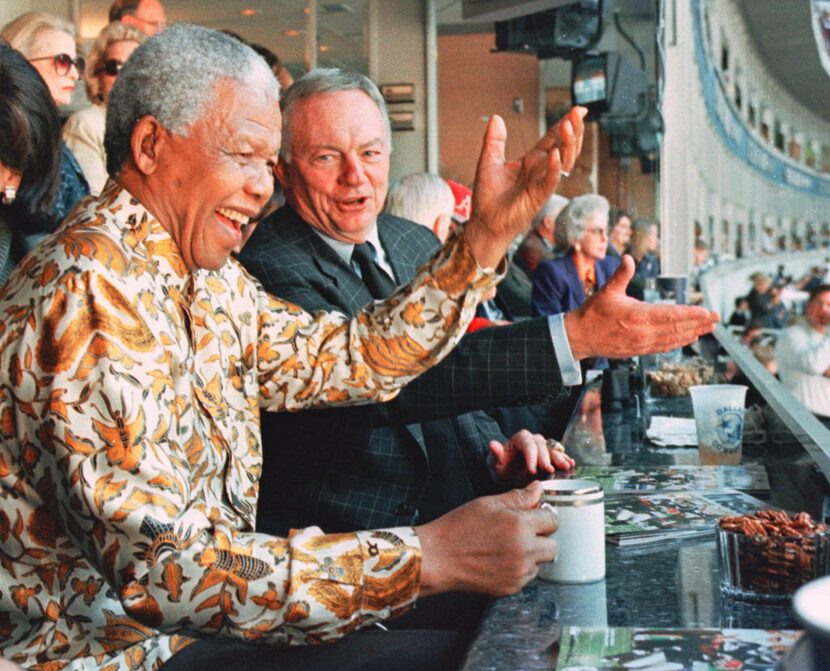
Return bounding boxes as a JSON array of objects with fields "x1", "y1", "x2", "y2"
[{"x1": 238, "y1": 207, "x2": 566, "y2": 533}]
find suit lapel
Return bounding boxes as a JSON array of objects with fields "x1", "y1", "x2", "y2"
[
  {"x1": 281, "y1": 208, "x2": 375, "y2": 313},
  {"x1": 564, "y1": 254, "x2": 586, "y2": 305}
]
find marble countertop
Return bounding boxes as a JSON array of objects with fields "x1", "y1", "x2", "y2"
[{"x1": 461, "y1": 373, "x2": 827, "y2": 671}]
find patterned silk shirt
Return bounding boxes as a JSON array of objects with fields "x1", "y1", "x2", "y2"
[{"x1": 0, "y1": 183, "x2": 499, "y2": 670}]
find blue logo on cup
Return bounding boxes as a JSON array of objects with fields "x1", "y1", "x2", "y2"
[{"x1": 713, "y1": 406, "x2": 743, "y2": 453}]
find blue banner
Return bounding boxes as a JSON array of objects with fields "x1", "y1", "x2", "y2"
[{"x1": 691, "y1": 0, "x2": 830, "y2": 198}]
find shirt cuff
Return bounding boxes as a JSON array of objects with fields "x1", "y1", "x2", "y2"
[
  {"x1": 355, "y1": 526, "x2": 422, "y2": 621},
  {"x1": 548, "y1": 313, "x2": 582, "y2": 386}
]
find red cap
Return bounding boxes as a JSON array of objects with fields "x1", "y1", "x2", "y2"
[{"x1": 447, "y1": 179, "x2": 472, "y2": 223}]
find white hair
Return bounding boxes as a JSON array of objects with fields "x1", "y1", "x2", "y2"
[
  {"x1": 105, "y1": 23, "x2": 278, "y2": 177},
  {"x1": 385, "y1": 173, "x2": 454, "y2": 230},
  {"x1": 554, "y1": 193, "x2": 610, "y2": 248},
  {"x1": 531, "y1": 194, "x2": 569, "y2": 230}
]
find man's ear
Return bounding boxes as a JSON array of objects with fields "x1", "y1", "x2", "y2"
[
  {"x1": 130, "y1": 115, "x2": 167, "y2": 176},
  {"x1": 274, "y1": 159, "x2": 288, "y2": 189}
]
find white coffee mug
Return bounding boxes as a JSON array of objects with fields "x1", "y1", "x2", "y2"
[{"x1": 538, "y1": 479, "x2": 605, "y2": 583}]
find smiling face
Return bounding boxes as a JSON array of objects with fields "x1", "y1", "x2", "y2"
[
  {"x1": 28, "y1": 29, "x2": 79, "y2": 106},
  {"x1": 277, "y1": 89, "x2": 391, "y2": 243},
  {"x1": 147, "y1": 78, "x2": 281, "y2": 271},
  {"x1": 98, "y1": 39, "x2": 140, "y2": 103}
]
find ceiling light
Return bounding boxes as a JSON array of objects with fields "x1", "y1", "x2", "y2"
[
  {"x1": 284, "y1": 29, "x2": 301, "y2": 37},
  {"x1": 239, "y1": 8, "x2": 258, "y2": 16},
  {"x1": 319, "y1": 44, "x2": 332, "y2": 53}
]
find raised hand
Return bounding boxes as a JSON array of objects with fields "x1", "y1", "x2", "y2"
[
  {"x1": 488, "y1": 430, "x2": 575, "y2": 487},
  {"x1": 464, "y1": 107, "x2": 587, "y2": 268},
  {"x1": 416, "y1": 482, "x2": 558, "y2": 597},
  {"x1": 564, "y1": 255, "x2": 720, "y2": 361}
]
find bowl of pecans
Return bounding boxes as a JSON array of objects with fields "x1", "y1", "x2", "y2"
[{"x1": 717, "y1": 510, "x2": 830, "y2": 602}]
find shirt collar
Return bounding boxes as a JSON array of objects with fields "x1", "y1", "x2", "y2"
[
  {"x1": 311, "y1": 221, "x2": 391, "y2": 274},
  {"x1": 103, "y1": 181, "x2": 192, "y2": 298}
]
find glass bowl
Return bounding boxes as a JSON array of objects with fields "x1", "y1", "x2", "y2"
[{"x1": 717, "y1": 525, "x2": 830, "y2": 603}]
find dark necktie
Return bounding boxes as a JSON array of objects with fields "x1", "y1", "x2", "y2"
[{"x1": 351, "y1": 242, "x2": 396, "y2": 299}]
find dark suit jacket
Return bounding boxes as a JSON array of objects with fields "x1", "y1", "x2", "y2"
[
  {"x1": 238, "y1": 206, "x2": 567, "y2": 534},
  {"x1": 531, "y1": 253, "x2": 619, "y2": 317}
]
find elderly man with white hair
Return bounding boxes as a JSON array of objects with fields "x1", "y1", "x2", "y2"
[
  {"x1": 514, "y1": 193, "x2": 570, "y2": 278},
  {"x1": 385, "y1": 172, "x2": 456, "y2": 242}
]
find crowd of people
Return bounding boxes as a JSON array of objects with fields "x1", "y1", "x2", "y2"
[{"x1": 0, "y1": 3, "x2": 722, "y2": 670}]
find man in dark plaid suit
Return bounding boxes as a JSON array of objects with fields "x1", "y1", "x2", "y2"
[{"x1": 239, "y1": 70, "x2": 579, "y2": 540}]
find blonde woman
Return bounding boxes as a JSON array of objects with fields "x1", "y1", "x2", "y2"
[
  {"x1": 64, "y1": 22, "x2": 145, "y2": 194},
  {"x1": 1, "y1": 12, "x2": 89, "y2": 238}
]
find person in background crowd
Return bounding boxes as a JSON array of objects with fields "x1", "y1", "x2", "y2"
[
  {"x1": 761, "y1": 224, "x2": 777, "y2": 255},
  {"x1": 746, "y1": 271, "x2": 773, "y2": 321},
  {"x1": 63, "y1": 22, "x2": 145, "y2": 195},
  {"x1": 108, "y1": 0, "x2": 166, "y2": 36},
  {"x1": 728, "y1": 296, "x2": 752, "y2": 327},
  {"x1": 250, "y1": 42, "x2": 295, "y2": 92},
  {"x1": 0, "y1": 43, "x2": 63, "y2": 284},
  {"x1": 776, "y1": 285, "x2": 830, "y2": 425},
  {"x1": 0, "y1": 25, "x2": 619, "y2": 671},
  {"x1": 1, "y1": 12, "x2": 90, "y2": 241},
  {"x1": 764, "y1": 284, "x2": 791, "y2": 329},
  {"x1": 626, "y1": 218, "x2": 660, "y2": 300},
  {"x1": 531, "y1": 194, "x2": 619, "y2": 317},
  {"x1": 514, "y1": 194, "x2": 569, "y2": 277},
  {"x1": 799, "y1": 265, "x2": 826, "y2": 294},
  {"x1": 606, "y1": 207, "x2": 632, "y2": 259},
  {"x1": 385, "y1": 172, "x2": 455, "y2": 242}
]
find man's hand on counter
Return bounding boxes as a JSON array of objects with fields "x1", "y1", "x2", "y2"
[
  {"x1": 564, "y1": 255, "x2": 720, "y2": 361},
  {"x1": 416, "y1": 482, "x2": 558, "y2": 598},
  {"x1": 487, "y1": 430, "x2": 576, "y2": 487}
]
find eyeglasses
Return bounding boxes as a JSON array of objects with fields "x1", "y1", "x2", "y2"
[
  {"x1": 30, "y1": 53, "x2": 85, "y2": 76},
  {"x1": 584, "y1": 227, "x2": 608, "y2": 237},
  {"x1": 101, "y1": 59, "x2": 125, "y2": 77}
]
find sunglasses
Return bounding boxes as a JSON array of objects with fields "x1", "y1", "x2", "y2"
[
  {"x1": 30, "y1": 53, "x2": 85, "y2": 76},
  {"x1": 101, "y1": 59, "x2": 125, "y2": 77}
]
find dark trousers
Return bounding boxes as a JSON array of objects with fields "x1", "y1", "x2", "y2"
[{"x1": 160, "y1": 628, "x2": 466, "y2": 671}]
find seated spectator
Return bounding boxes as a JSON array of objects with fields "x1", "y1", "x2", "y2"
[
  {"x1": 109, "y1": 0, "x2": 166, "y2": 36},
  {"x1": 1, "y1": 12, "x2": 90, "y2": 242},
  {"x1": 764, "y1": 284, "x2": 791, "y2": 329},
  {"x1": 606, "y1": 207, "x2": 632, "y2": 259},
  {"x1": 747, "y1": 271, "x2": 773, "y2": 321},
  {"x1": 728, "y1": 297, "x2": 752, "y2": 327},
  {"x1": 249, "y1": 42, "x2": 294, "y2": 92},
  {"x1": 532, "y1": 194, "x2": 619, "y2": 317},
  {"x1": 385, "y1": 172, "x2": 455, "y2": 242},
  {"x1": 0, "y1": 43, "x2": 63, "y2": 284},
  {"x1": 626, "y1": 218, "x2": 660, "y2": 300},
  {"x1": 776, "y1": 285, "x2": 830, "y2": 424},
  {"x1": 63, "y1": 21, "x2": 145, "y2": 195},
  {"x1": 514, "y1": 194, "x2": 568, "y2": 277},
  {"x1": 799, "y1": 265, "x2": 826, "y2": 294},
  {"x1": 740, "y1": 319, "x2": 764, "y2": 348}
]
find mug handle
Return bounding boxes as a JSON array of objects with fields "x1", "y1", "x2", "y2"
[{"x1": 540, "y1": 502, "x2": 559, "y2": 564}]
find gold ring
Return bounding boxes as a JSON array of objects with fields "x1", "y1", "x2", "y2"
[{"x1": 546, "y1": 439, "x2": 566, "y2": 453}]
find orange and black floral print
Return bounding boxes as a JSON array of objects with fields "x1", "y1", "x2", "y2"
[{"x1": 0, "y1": 183, "x2": 499, "y2": 670}]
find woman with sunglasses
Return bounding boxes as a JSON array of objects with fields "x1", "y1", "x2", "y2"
[
  {"x1": 0, "y1": 43, "x2": 63, "y2": 285},
  {"x1": 64, "y1": 23, "x2": 145, "y2": 195},
  {"x1": 1, "y1": 12, "x2": 89, "y2": 248}
]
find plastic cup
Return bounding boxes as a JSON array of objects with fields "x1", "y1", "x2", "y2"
[{"x1": 689, "y1": 385, "x2": 747, "y2": 465}]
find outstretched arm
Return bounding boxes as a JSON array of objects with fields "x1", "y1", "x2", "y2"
[{"x1": 564, "y1": 255, "x2": 720, "y2": 360}]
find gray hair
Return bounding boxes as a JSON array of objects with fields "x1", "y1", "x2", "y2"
[
  {"x1": 385, "y1": 173, "x2": 454, "y2": 229},
  {"x1": 531, "y1": 194, "x2": 569, "y2": 230},
  {"x1": 554, "y1": 193, "x2": 610, "y2": 249},
  {"x1": 280, "y1": 67, "x2": 391, "y2": 163},
  {"x1": 85, "y1": 21, "x2": 146, "y2": 103},
  {"x1": 1, "y1": 12, "x2": 76, "y2": 57},
  {"x1": 105, "y1": 23, "x2": 278, "y2": 177}
]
